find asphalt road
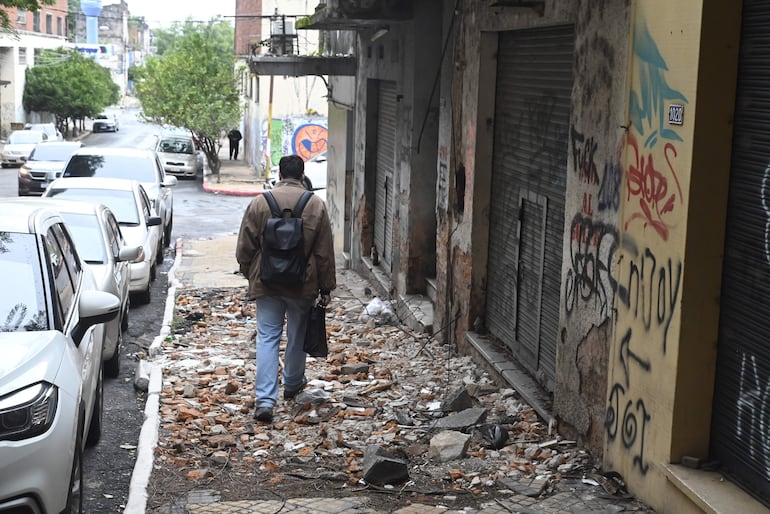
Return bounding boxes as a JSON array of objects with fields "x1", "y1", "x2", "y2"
[{"x1": 0, "y1": 109, "x2": 252, "y2": 512}]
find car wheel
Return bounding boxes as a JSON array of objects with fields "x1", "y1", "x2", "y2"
[
  {"x1": 121, "y1": 302, "x2": 129, "y2": 332},
  {"x1": 86, "y1": 366, "x2": 103, "y2": 446},
  {"x1": 64, "y1": 418, "x2": 84, "y2": 514},
  {"x1": 105, "y1": 329, "x2": 121, "y2": 378},
  {"x1": 164, "y1": 217, "x2": 173, "y2": 248},
  {"x1": 136, "y1": 285, "x2": 151, "y2": 305}
]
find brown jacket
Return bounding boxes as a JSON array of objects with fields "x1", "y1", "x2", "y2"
[{"x1": 236, "y1": 179, "x2": 336, "y2": 299}]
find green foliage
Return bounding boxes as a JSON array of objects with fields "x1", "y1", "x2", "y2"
[
  {"x1": 0, "y1": 0, "x2": 55, "y2": 29},
  {"x1": 23, "y1": 48, "x2": 119, "y2": 122},
  {"x1": 151, "y1": 17, "x2": 232, "y2": 56},
  {"x1": 134, "y1": 20, "x2": 240, "y2": 175}
]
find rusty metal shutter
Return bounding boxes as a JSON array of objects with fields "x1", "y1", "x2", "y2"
[
  {"x1": 712, "y1": 0, "x2": 770, "y2": 505},
  {"x1": 374, "y1": 81, "x2": 397, "y2": 270},
  {"x1": 485, "y1": 26, "x2": 574, "y2": 391}
]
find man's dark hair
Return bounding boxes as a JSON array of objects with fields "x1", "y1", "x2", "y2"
[{"x1": 279, "y1": 155, "x2": 305, "y2": 180}]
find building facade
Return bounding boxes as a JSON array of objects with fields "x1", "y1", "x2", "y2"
[
  {"x1": 309, "y1": 0, "x2": 770, "y2": 511},
  {"x1": 0, "y1": 0, "x2": 70, "y2": 135}
]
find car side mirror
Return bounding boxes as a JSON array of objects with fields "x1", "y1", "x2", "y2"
[
  {"x1": 118, "y1": 245, "x2": 142, "y2": 262},
  {"x1": 147, "y1": 216, "x2": 162, "y2": 227},
  {"x1": 73, "y1": 290, "x2": 120, "y2": 344},
  {"x1": 162, "y1": 176, "x2": 178, "y2": 187}
]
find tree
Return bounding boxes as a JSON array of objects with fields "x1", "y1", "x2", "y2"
[
  {"x1": 24, "y1": 48, "x2": 119, "y2": 133},
  {"x1": 150, "y1": 17, "x2": 232, "y2": 56},
  {"x1": 134, "y1": 20, "x2": 240, "y2": 179},
  {"x1": 0, "y1": 0, "x2": 55, "y2": 29}
]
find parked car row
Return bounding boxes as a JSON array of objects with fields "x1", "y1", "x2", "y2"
[{"x1": 0, "y1": 120, "x2": 178, "y2": 511}]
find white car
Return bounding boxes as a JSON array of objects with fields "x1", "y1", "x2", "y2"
[
  {"x1": 8, "y1": 198, "x2": 141, "y2": 377},
  {"x1": 268, "y1": 152, "x2": 327, "y2": 203},
  {"x1": 61, "y1": 146, "x2": 177, "y2": 248},
  {"x1": 155, "y1": 130, "x2": 204, "y2": 179},
  {"x1": 1, "y1": 129, "x2": 48, "y2": 167},
  {"x1": 0, "y1": 202, "x2": 119, "y2": 514},
  {"x1": 44, "y1": 177, "x2": 162, "y2": 305},
  {"x1": 24, "y1": 122, "x2": 63, "y2": 141}
]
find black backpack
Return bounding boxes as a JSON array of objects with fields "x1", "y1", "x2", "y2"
[{"x1": 259, "y1": 190, "x2": 314, "y2": 288}]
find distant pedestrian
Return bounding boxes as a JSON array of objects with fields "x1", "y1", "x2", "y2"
[
  {"x1": 227, "y1": 128, "x2": 242, "y2": 160},
  {"x1": 236, "y1": 154, "x2": 336, "y2": 423}
]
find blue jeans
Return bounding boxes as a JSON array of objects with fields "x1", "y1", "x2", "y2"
[{"x1": 255, "y1": 295, "x2": 313, "y2": 408}]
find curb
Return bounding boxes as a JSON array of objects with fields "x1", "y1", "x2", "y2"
[
  {"x1": 202, "y1": 178, "x2": 264, "y2": 197},
  {"x1": 123, "y1": 239, "x2": 184, "y2": 513}
]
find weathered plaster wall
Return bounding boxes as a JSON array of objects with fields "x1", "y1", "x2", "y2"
[{"x1": 553, "y1": 0, "x2": 630, "y2": 457}]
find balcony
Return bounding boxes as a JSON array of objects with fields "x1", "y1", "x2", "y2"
[{"x1": 297, "y1": 0, "x2": 413, "y2": 31}]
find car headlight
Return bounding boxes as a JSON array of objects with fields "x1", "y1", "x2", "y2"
[
  {"x1": 0, "y1": 382, "x2": 58, "y2": 440},
  {"x1": 19, "y1": 166, "x2": 31, "y2": 178}
]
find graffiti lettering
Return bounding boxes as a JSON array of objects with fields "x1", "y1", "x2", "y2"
[
  {"x1": 606, "y1": 383, "x2": 651, "y2": 475},
  {"x1": 625, "y1": 134, "x2": 683, "y2": 241},
  {"x1": 762, "y1": 162, "x2": 770, "y2": 267},
  {"x1": 619, "y1": 328, "x2": 651, "y2": 388},
  {"x1": 598, "y1": 159, "x2": 622, "y2": 213},
  {"x1": 571, "y1": 127, "x2": 599, "y2": 185},
  {"x1": 617, "y1": 243, "x2": 681, "y2": 354},
  {"x1": 564, "y1": 214, "x2": 618, "y2": 319},
  {"x1": 437, "y1": 162, "x2": 449, "y2": 212},
  {"x1": 736, "y1": 350, "x2": 770, "y2": 480}
]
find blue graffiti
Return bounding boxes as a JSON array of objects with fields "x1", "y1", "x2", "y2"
[{"x1": 628, "y1": 19, "x2": 687, "y2": 148}]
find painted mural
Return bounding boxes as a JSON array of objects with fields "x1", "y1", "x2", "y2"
[{"x1": 262, "y1": 117, "x2": 328, "y2": 166}]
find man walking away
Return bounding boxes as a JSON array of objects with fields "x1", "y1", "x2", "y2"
[
  {"x1": 227, "y1": 128, "x2": 242, "y2": 160},
  {"x1": 236, "y1": 154, "x2": 336, "y2": 423}
]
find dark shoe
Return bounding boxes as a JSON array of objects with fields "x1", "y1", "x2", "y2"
[
  {"x1": 284, "y1": 377, "x2": 308, "y2": 400},
  {"x1": 254, "y1": 407, "x2": 273, "y2": 423}
]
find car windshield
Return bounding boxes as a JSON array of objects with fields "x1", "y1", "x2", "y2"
[
  {"x1": 158, "y1": 138, "x2": 193, "y2": 154},
  {"x1": 46, "y1": 189, "x2": 140, "y2": 225},
  {"x1": 63, "y1": 154, "x2": 157, "y2": 182},
  {"x1": 30, "y1": 144, "x2": 79, "y2": 161},
  {"x1": 8, "y1": 131, "x2": 43, "y2": 144},
  {"x1": 58, "y1": 212, "x2": 106, "y2": 264},
  {"x1": 0, "y1": 232, "x2": 48, "y2": 332}
]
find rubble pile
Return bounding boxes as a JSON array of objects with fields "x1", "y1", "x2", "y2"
[{"x1": 149, "y1": 286, "x2": 605, "y2": 508}]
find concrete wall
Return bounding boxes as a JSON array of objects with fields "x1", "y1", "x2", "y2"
[{"x1": 604, "y1": 2, "x2": 739, "y2": 511}]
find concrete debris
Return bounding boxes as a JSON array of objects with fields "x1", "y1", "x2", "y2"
[
  {"x1": 429, "y1": 431, "x2": 471, "y2": 462},
  {"x1": 358, "y1": 296, "x2": 395, "y2": 323},
  {"x1": 134, "y1": 358, "x2": 151, "y2": 392},
  {"x1": 441, "y1": 386, "x2": 475, "y2": 412},
  {"x1": 362, "y1": 444, "x2": 410, "y2": 485},
  {"x1": 152, "y1": 284, "x2": 602, "y2": 504}
]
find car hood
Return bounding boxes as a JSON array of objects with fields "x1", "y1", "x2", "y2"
[
  {"x1": 0, "y1": 331, "x2": 69, "y2": 395},
  {"x1": 4, "y1": 143, "x2": 37, "y2": 153},
  {"x1": 25, "y1": 161, "x2": 66, "y2": 172}
]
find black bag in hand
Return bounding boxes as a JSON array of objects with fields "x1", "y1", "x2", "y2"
[{"x1": 304, "y1": 299, "x2": 328, "y2": 357}]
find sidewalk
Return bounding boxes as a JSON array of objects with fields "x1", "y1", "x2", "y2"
[{"x1": 124, "y1": 160, "x2": 655, "y2": 514}]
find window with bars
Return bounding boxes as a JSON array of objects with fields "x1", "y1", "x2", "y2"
[{"x1": 18, "y1": 48, "x2": 26, "y2": 65}]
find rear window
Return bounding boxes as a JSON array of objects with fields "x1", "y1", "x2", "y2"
[
  {"x1": 9, "y1": 131, "x2": 44, "y2": 144},
  {"x1": 0, "y1": 232, "x2": 48, "y2": 332},
  {"x1": 29, "y1": 144, "x2": 79, "y2": 161},
  {"x1": 59, "y1": 212, "x2": 107, "y2": 264},
  {"x1": 63, "y1": 153, "x2": 157, "y2": 182},
  {"x1": 158, "y1": 138, "x2": 194, "y2": 155},
  {"x1": 46, "y1": 189, "x2": 140, "y2": 225}
]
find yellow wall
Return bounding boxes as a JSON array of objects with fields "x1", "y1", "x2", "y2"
[{"x1": 607, "y1": 0, "x2": 741, "y2": 511}]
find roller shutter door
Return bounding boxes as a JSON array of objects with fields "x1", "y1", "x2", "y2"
[
  {"x1": 712, "y1": 0, "x2": 770, "y2": 505},
  {"x1": 374, "y1": 81, "x2": 397, "y2": 270},
  {"x1": 485, "y1": 26, "x2": 574, "y2": 391}
]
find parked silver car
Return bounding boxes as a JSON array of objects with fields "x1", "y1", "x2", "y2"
[
  {"x1": 1, "y1": 129, "x2": 47, "y2": 167},
  {"x1": 0, "y1": 202, "x2": 119, "y2": 514},
  {"x1": 24, "y1": 122, "x2": 63, "y2": 141},
  {"x1": 61, "y1": 146, "x2": 177, "y2": 248},
  {"x1": 155, "y1": 131, "x2": 204, "y2": 179},
  {"x1": 8, "y1": 198, "x2": 141, "y2": 377},
  {"x1": 92, "y1": 113, "x2": 119, "y2": 133},
  {"x1": 17, "y1": 141, "x2": 84, "y2": 196},
  {"x1": 44, "y1": 177, "x2": 162, "y2": 305}
]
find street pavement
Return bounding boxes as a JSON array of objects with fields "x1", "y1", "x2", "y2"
[{"x1": 123, "y1": 155, "x2": 654, "y2": 513}]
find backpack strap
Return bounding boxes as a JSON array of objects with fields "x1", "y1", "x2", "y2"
[
  {"x1": 292, "y1": 191, "x2": 314, "y2": 217},
  {"x1": 262, "y1": 191, "x2": 282, "y2": 218}
]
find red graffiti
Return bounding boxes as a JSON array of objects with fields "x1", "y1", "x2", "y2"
[{"x1": 624, "y1": 133, "x2": 683, "y2": 241}]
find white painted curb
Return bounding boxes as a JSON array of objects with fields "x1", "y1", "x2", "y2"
[{"x1": 124, "y1": 239, "x2": 184, "y2": 513}]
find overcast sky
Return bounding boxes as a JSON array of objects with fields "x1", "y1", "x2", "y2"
[{"x1": 104, "y1": 0, "x2": 236, "y2": 28}]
